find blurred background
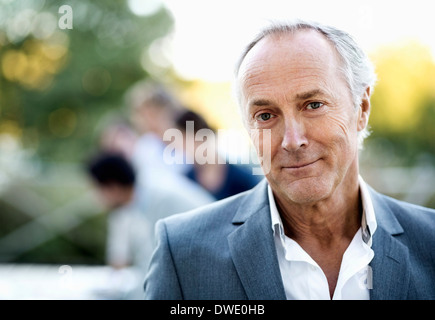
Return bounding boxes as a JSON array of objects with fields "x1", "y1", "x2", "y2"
[{"x1": 0, "y1": 0, "x2": 434, "y2": 299}]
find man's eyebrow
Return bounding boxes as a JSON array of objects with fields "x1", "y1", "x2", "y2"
[
  {"x1": 250, "y1": 89, "x2": 328, "y2": 107},
  {"x1": 250, "y1": 99, "x2": 273, "y2": 107},
  {"x1": 295, "y1": 89, "x2": 326, "y2": 100}
]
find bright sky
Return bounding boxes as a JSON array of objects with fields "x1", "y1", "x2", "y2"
[{"x1": 129, "y1": 0, "x2": 435, "y2": 82}]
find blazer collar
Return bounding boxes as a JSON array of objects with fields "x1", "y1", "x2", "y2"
[
  {"x1": 231, "y1": 179, "x2": 270, "y2": 224},
  {"x1": 368, "y1": 187, "x2": 410, "y2": 300},
  {"x1": 228, "y1": 179, "x2": 286, "y2": 299},
  {"x1": 368, "y1": 186, "x2": 404, "y2": 235}
]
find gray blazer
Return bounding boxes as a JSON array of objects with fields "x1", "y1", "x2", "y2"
[{"x1": 144, "y1": 179, "x2": 435, "y2": 300}]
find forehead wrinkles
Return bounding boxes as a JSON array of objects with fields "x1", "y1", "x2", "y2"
[{"x1": 238, "y1": 31, "x2": 346, "y2": 101}]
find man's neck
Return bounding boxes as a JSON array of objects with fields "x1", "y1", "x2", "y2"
[
  {"x1": 274, "y1": 173, "x2": 361, "y2": 247},
  {"x1": 272, "y1": 171, "x2": 362, "y2": 298}
]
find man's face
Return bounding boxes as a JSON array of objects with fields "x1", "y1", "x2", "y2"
[{"x1": 239, "y1": 30, "x2": 368, "y2": 205}]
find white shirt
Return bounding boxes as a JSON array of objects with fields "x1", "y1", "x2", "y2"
[{"x1": 269, "y1": 175, "x2": 377, "y2": 300}]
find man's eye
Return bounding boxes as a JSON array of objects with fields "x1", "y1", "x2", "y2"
[
  {"x1": 257, "y1": 113, "x2": 273, "y2": 121},
  {"x1": 306, "y1": 102, "x2": 323, "y2": 110}
]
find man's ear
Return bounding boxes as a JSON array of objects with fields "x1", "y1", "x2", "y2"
[{"x1": 357, "y1": 86, "x2": 371, "y2": 132}]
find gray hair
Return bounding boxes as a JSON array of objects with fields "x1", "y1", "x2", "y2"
[{"x1": 234, "y1": 20, "x2": 377, "y2": 149}]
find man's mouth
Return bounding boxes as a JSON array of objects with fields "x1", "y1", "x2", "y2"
[{"x1": 283, "y1": 159, "x2": 320, "y2": 170}]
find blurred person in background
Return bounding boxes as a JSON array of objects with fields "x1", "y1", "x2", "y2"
[
  {"x1": 97, "y1": 117, "x2": 215, "y2": 207},
  {"x1": 126, "y1": 80, "x2": 189, "y2": 175},
  {"x1": 86, "y1": 151, "x2": 213, "y2": 297},
  {"x1": 87, "y1": 152, "x2": 150, "y2": 271},
  {"x1": 124, "y1": 81, "x2": 215, "y2": 203},
  {"x1": 175, "y1": 110, "x2": 260, "y2": 200}
]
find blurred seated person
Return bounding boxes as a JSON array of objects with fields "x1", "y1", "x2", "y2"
[
  {"x1": 86, "y1": 152, "x2": 213, "y2": 272},
  {"x1": 175, "y1": 110, "x2": 260, "y2": 200}
]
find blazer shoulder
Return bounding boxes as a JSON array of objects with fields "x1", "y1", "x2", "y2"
[
  {"x1": 373, "y1": 190, "x2": 435, "y2": 242},
  {"x1": 158, "y1": 179, "x2": 269, "y2": 249},
  {"x1": 159, "y1": 188, "x2": 251, "y2": 238},
  {"x1": 381, "y1": 193, "x2": 435, "y2": 224}
]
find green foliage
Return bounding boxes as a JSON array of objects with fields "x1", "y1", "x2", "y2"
[
  {"x1": 367, "y1": 41, "x2": 435, "y2": 165},
  {"x1": 0, "y1": 0, "x2": 173, "y2": 264},
  {"x1": 15, "y1": 212, "x2": 107, "y2": 265},
  {"x1": 0, "y1": 0, "x2": 174, "y2": 162}
]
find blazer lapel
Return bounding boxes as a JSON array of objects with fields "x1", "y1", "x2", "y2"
[
  {"x1": 369, "y1": 188, "x2": 411, "y2": 300},
  {"x1": 227, "y1": 180, "x2": 286, "y2": 300}
]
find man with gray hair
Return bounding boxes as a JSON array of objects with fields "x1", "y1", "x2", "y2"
[{"x1": 144, "y1": 20, "x2": 435, "y2": 300}]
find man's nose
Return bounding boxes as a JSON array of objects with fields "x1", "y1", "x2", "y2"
[{"x1": 281, "y1": 117, "x2": 308, "y2": 151}]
